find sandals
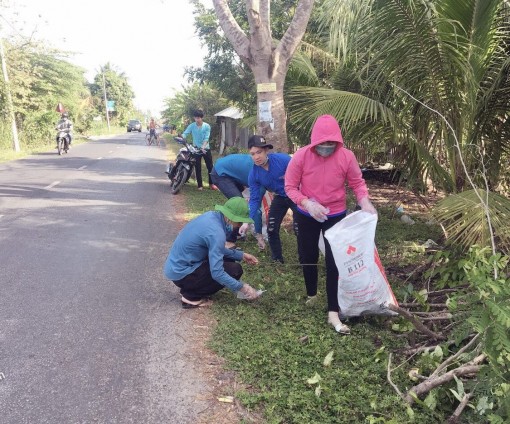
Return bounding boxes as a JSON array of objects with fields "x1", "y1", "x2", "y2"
[
  {"x1": 331, "y1": 322, "x2": 351, "y2": 335},
  {"x1": 181, "y1": 297, "x2": 211, "y2": 309},
  {"x1": 327, "y1": 316, "x2": 351, "y2": 335}
]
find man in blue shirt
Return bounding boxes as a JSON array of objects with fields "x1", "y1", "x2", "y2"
[
  {"x1": 163, "y1": 197, "x2": 260, "y2": 307},
  {"x1": 210, "y1": 153, "x2": 264, "y2": 245},
  {"x1": 180, "y1": 109, "x2": 216, "y2": 191},
  {"x1": 240, "y1": 135, "x2": 298, "y2": 263}
]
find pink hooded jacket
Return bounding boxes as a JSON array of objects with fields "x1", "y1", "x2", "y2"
[{"x1": 285, "y1": 115, "x2": 369, "y2": 215}]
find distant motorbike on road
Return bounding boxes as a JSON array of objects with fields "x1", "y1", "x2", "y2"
[
  {"x1": 165, "y1": 136, "x2": 204, "y2": 194},
  {"x1": 56, "y1": 130, "x2": 70, "y2": 155}
]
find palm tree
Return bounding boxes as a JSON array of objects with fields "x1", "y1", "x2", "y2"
[
  {"x1": 289, "y1": 0, "x2": 510, "y2": 193},
  {"x1": 287, "y1": 0, "x2": 510, "y2": 252}
]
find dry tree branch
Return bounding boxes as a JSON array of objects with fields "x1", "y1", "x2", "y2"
[
  {"x1": 387, "y1": 353, "x2": 406, "y2": 401},
  {"x1": 447, "y1": 392, "x2": 472, "y2": 424},
  {"x1": 387, "y1": 304, "x2": 446, "y2": 340},
  {"x1": 420, "y1": 315, "x2": 454, "y2": 321},
  {"x1": 430, "y1": 333, "x2": 481, "y2": 378},
  {"x1": 405, "y1": 354, "x2": 486, "y2": 404},
  {"x1": 403, "y1": 334, "x2": 477, "y2": 356},
  {"x1": 399, "y1": 302, "x2": 448, "y2": 308}
]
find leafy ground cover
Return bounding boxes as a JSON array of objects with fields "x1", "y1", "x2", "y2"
[{"x1": 166, "y1": 142, "x2": 454, "y2": 422}]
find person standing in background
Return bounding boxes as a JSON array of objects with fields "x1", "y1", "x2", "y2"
[{"x1": 180, "y1": 109, "x2": 216, "y2": 191}]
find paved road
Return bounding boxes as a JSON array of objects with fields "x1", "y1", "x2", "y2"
[{"x1": 0, "y1": 134, "x2": 210, "y2": 423}]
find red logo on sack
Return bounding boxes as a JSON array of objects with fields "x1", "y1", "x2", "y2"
[{"x1": 346, "y1": 245, "x2": 357, "y2": 255}]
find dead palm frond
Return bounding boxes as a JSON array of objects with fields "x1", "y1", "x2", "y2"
[{"x1": 433, "y1": 189, "x2": 510, "y2": 254}]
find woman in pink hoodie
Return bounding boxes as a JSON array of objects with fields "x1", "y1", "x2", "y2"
[{"x1": 285, "y1": 115, "x2": 376, "y2": 334}]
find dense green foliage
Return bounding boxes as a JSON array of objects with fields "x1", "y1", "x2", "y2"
[
  {"x1": 0, "y1": 40, "x2": 91, "y2": 149},
  {"x1": 0, "y1": 40, "x2": 138, "y2": 152},
  {"x1": 425, "y1": 246, "x2": 510, "y2": 421},
  {"x1": 89, "y1": 63, "x2": 136, "y2": 124},
  {"x1": 160, "y1": 82, "x2": 230, "y2": 149},
  {"x1": 288, "y1": 0, "x2": 510, "y2": 194}
]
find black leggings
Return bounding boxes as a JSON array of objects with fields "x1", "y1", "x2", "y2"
[
  {"x1": 267, "y1": 195, "x2": 297, "y2": 263},
  {"x1": 295, "y1": 211, "x2": 345, "y2": 312},
  {"x1": 194, "y1": 150, "x2": 213, "y2": 188}
]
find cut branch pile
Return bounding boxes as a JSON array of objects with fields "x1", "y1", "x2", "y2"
[{"x1": 386, "y1": 299, "x2": 487, "y2": 422}]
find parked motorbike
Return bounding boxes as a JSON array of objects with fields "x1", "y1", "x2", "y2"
[
  {"x1": 56, "y1": 130, "x2": 70, "y2": 155},
  {"x1": 165, "y1": 136, "x2": 204, "y2": 194}
]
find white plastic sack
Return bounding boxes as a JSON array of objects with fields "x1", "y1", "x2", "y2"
[
  {"x1": 318, "y1": 232, "x2": 326, "y2": 256},
  {"x1": 324, "y1": 211, "x2": 398, "y2": 317},
  {"x1": 242, "y1": 188, "x2": 272, "y2": 239}
]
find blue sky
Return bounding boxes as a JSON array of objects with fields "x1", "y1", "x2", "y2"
[{"x1": 2, "y1": 0, "x2": 213, "y2": 116}]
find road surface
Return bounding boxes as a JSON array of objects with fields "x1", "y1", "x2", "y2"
[{"x1": 0, "y1": 133, "x2": 211, "y2": 423}]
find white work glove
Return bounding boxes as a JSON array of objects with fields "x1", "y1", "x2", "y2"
[
  {"x1": 302, "y1": 199, "x2": 330, "y2": 222},
  {"x1": 358, "y1": 197, "x2": 377, "y2": 214},
  {"x1": 237, "y1": 283, "x2": 260, "y2": 300},
  {"x1": 255, "y1": 233, "x2": 266, "y2": 250}
]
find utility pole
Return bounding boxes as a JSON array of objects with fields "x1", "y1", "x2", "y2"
[
  {"x1": 102, "y1": 71, "x2": 110, "y2": 132},
  {"x1": 0, "y1": 37, "x2": 20, "y2": 152}
]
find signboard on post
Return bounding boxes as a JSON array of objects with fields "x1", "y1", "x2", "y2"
[
  {"x1": 107, "y1": 100, "x2": 115, "y2": 112},
  {"x1": 256, "y1": 83, "x2": 276, "y2": 93}
]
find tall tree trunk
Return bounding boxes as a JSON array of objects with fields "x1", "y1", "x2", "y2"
[{"x1": 212, "y1": 0, "x2": 314, "y2": 152}]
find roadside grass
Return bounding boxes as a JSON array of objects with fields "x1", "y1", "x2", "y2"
[{"x1": 175, "y1": 159, "x2": 447, "y2": 423}]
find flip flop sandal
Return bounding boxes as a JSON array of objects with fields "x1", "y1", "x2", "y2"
[
  {"x1": 181, "y1": 298, "x2": 212, "y2": 309},
  {"x1": 332, "y1": 323, "x2": 351, "y2": 335},
  {"x1": 328, "y1": 318, "x2": 351, "y2": 335}
]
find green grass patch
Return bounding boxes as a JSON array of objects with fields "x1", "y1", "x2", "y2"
[
  {"x1": 85, "y1": 122, "x2": 126, "y2": 137},
  {"x1": 179, "y1": 181, "x2": 448, "y2": 423}
]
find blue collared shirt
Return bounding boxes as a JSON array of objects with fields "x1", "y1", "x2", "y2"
[
  {"x1": 182, "y1": 122, "x2": 211, "y2": 149},
  {"x1": 163, "y1": 211, "x2": 244, "y2": 292},
  {"x1": 248, "y1": 153, "x2": 291, "y2": 221}
]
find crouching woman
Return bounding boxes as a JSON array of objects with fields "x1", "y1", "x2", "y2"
[{"x1": 163, "y1": 197, "x2": 261, "y2": 308}]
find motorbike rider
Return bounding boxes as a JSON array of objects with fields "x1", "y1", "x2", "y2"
[{"x1": 55, "y1": 112, "x2": 73, "y2": 147}]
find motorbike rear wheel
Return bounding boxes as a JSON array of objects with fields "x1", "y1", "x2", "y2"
[{"x1": 170, "y1": 165, "x2": 187, "y2": 194}]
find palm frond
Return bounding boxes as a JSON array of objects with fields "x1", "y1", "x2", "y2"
[
  {"x1": 287, "y1": 49, "x2": 320, "y2": 87},
  {"x1": 299, "y1": 41, "x2": 339, "y2": 71},
  {"x1": 287, "y1": 86, "x2": 395, "y2": 132},
  {"x1": 238, "y1": 114, "x2": 257, "y2": 130},
  {"x1": 433, "y1": 189, "x2": 510, "y2": 254}
]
